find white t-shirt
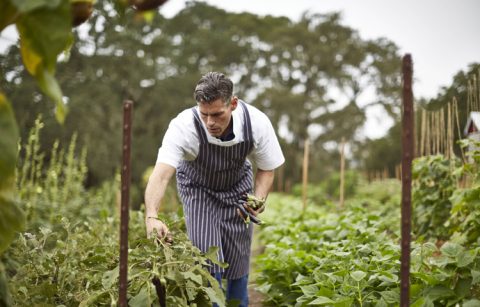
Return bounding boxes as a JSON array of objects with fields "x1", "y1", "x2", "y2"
[{"x1": 156, "y1": 102, "x2": 285, "y2": 170}]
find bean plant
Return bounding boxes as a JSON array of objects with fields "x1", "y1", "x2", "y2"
[
  {"x1": 3, "y1": 120, "x2": 226, "y2": 306},
  {"x1": 255, "y1": 180, "x2": 480, "y2": 306}
]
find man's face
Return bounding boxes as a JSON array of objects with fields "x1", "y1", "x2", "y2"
[{"x1": 198, "y1": 97, "x2": 238, "y2": 138}]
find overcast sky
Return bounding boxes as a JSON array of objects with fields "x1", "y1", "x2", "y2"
[{"x1": 160, "y1": 0, "x2": 480, "y2": 100}]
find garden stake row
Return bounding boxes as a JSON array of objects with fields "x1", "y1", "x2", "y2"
[
  {"x1": 302, "y1": 138, "x2": 310, "y2": 212},
  {"x1": 400, "y1": 54, "x2": 414, "y2": 307},
  {"x1": 119, "y1": 100, "x2": 133, "y2": 307},
  {"x1": 339, "y1": 137, "x2": 346, "y2": 209}
]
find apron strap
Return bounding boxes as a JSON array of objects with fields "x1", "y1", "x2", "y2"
[
  {"x1": 239, "y1": 101, "x2": 253, "y2": 142},
  {"x1": 192, "y1": 107, "x2": 208, "y2": 144}
]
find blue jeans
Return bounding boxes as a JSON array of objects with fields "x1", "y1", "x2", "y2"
[{"x1": 214, "y1": 272, "x2": 249, "y2": 307}]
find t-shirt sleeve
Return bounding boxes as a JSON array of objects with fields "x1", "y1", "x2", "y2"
[
  {"x1": 156, "y1": 116, "x2": 187, "y2": 169},
  {"x1": 250, "y1": 110, "x2": 285, "y2": 170}
]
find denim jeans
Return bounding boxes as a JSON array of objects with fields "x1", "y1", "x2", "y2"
[{"x1": 214, "y1": 272, "x2": 249, "y2": 307}]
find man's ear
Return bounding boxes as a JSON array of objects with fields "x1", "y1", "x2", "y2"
[{"x1": 230, "y1": 96, "x2": 238, "y2": 111}]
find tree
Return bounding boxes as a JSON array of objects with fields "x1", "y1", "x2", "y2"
[
  {"x1": 356, "y1": 63, "x2": 480, "y2": 177},
  {"x1": 423, "y1": 63, "x2": 480, "y2": 156},
  {"x1": 3, "y1": 2, "x2": 405, "y2": 191},
  {"x1": 245, "y1": 12, "x2": 402, "y2": 182},
  {"x1": 358, "y1": 121, "x2": 402, "y2": 178}
]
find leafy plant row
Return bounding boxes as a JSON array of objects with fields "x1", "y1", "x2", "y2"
[
  {"x1": 2, "y1": 120, "x2": 226, "y2": 306},
  {"x1": 255, "y1": 171, "x2": 480, "y2": 306}
]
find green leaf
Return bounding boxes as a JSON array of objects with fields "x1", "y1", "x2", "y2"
[
  {"x1": 378, "y1": 272, "x2": 398, "y2": 283},
  {"x1": 37, "y1": 67, "x2": 67, "y2": 123},
  {"x1": 410, "y1": 297, "x2": 425, "y2": 307},
  {"x1": 0, "y1": 197, "x2": 25, "y2": 255},
  {"x1": 79, "y1": 291, "x2": 103, "y2": 307},
  {"x1": 0, "y1": 93, "x2": 24, "y2": 255},
  {"x1": 203, "y1": 286, "x2": 225, "y2": 307},
  {"x1": 129, "y1": 285, "x2": 151, "y2": 307},
  {"x1": 255, "y1": 282, "x2": 271, "y2": 294},
  {"x1": 440, "y1": 242, "x2": 463, "y2": 257},
  {"x1": 16, "y1": 0, "x2": 72, "y2": 124},
  {"x1": 0, "y1": 93, "x2": 18, "y2": 189},
  {"x1": 454, "y1": 278, "x2": 471, "y2": 298},
  {"x1": 410, "y1": 283, "x2": 423, "y2": 298},
  {"x1": 380, "y1": 290, "x2": 399, "y2": 303},
  {"x1": 204, "y1": 246, "x2": 227, "y2": 268},
  {"x1": 425, "y1": 285, "x2": 455, "y2": 300},
  {"x1": 350, "y1": 270, "x2": 367, "y2": 282},
  {"x1": 471, "y1": 269, "x2": 480, "y2": 285},
  {"x1": 412, "y1": 297, "x2": 434, "y2": 307},
  {"x1": 307, "y1": 296, "x2": 334, "y2": 305},
  {"x1": 0, "y1": 263, "x2": 12, "y2": 307},
  {"x1": 185, "y1": 280, "x2": 198, "y2": 301},
  {"x1": 332, "y1": 297, "x2": 354, "y2": 307},
  {"x1": 101, "y1": 266, "x2": 119, "y2": 289},
  {"x1": 16, "y1": 0, "x2": 72, "y2": 71},
  {"x1": 12, "y1": 0, "x2": 63, "y2": 13},
  {"x1": 456, "y1": 250, "x2": 475, "y2": 267},
  {"x1": 374, "y1": 298, "x2": 387, "y2": 307},
  {"x1": 463, "y1": 299, "x2": 480, "y2": 307},
  {"x1": 300, "y1": 284, "x2": 319, "y2": 297},
  {"x1": 183, "y1": 270, "x2": 202, "y2": 285}
]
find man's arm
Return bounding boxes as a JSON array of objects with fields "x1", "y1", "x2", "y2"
[
  {"x1": 144, "y1": 162, "x2": 176, "y2": 238},
  {"x1": 254, "y1": 168, "x2": 274, "y2": 200},
  {"x1": 248, "y1": 168, "x2": 275, "y2": 216}
]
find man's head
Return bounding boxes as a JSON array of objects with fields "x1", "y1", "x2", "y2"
[{"x1": 194, "y1": 72, "x2": 238, "y2": 138}]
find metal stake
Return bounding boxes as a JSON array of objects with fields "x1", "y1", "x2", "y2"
[
  {"x1": 119, "y1": 100, "x2": 133, "y2": 306},
  {"x1": 400, "y1": 54, "x2": 414, "y2": 307}
]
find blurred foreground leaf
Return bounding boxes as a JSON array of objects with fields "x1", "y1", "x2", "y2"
[{"x1": 0, "y1": 93, "x2": 25, "y2": 255}]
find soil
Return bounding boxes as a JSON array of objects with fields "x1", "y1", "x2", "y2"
[
  {"x1": 248, "y1": 286, "x2": 265, "y2": 306},
  {"x1": 248, "y1": 229, "x2": 266, "y2": 307}
]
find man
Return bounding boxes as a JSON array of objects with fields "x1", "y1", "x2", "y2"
[{"x1": 144, "y1": 72, "x2": 284, "y2": 306}]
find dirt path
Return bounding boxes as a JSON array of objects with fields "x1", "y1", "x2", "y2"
[
  {"x1": 248, "y1": 228, "x2": 266, "y2": 307},
  {"x1": 248, "y1": 286, "x2": 265, "y2": 306}
]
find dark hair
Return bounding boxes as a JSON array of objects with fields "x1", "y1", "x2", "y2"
[{"x1": 193, "y1": 72, "x2": 233, "y2": 104}]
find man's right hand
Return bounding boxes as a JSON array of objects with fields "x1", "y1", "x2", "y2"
[{"x1": 145, "y1": 217, "x2": 170, "y2": 239}]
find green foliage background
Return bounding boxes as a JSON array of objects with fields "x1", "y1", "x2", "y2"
[
  {"x1": 255, "y1": 158, "x2": 480, "y2": 306},
  {"x1": 2, "y1": 2, "x2": 405, "y2": 195}
]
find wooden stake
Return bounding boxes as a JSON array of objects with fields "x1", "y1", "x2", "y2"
[
  {"x1": 302, "y1": 139, "x2": 310, "y2": 212},
  {"x1": 420, "y1": 109, "x2": 426, "y2": 156},
  {"x1": 477, "y1": 68, "x2": 480, "y2": 111},
  {"x1": 435, "y1": 111, "x2": 440, "y2": 154},
  {"x1": 468, "y1": 80, "x2": 472, "y2": 115},
  {"x1": 339, "y1": 138, "x2": 346, "y2": 209},
  {"x1": 440, "y1": 109, "x2": 445, "y2": 156},
  {"x1": 447, "y1": 103, "x2": 452, "y2": 159},
  {"x1": 473, "y1": 74, "x2": 478, "y2": 111},
  {"x1": 453, "y1": 97, "x2": 466, "y2": 163},
  {"x1": 425, "y1": 112, "x2": 431, "y2": 156}
]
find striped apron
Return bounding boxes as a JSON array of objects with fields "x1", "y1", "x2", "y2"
[{"x1": 176, "y1": 101, "x2": 254, "y2": 279}]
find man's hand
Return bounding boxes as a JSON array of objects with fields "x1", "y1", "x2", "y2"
[
  {"x1": 146, "y1": 217, "x2": 169, "y2": 239},
  {"x1": 235, "y1": 193, "x2": 267, "y2": 225},
  {"x1": 244, "y1": 193, "x2": 266, "y2": 215}
]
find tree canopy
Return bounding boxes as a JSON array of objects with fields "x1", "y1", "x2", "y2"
[{"x1": 2, "y1": 2, "x2": 406, "y2": 195}]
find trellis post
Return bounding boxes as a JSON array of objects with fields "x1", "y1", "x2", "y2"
[
  {"x1": 400, "y1": 54, "x2": 414, "y2": 307},
  {"x1": 119, "y1": 100, "x2": 133, "y2": 306},
  {"x1": 302, "y1": 138, "x2": 310, "y2": 212}
]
